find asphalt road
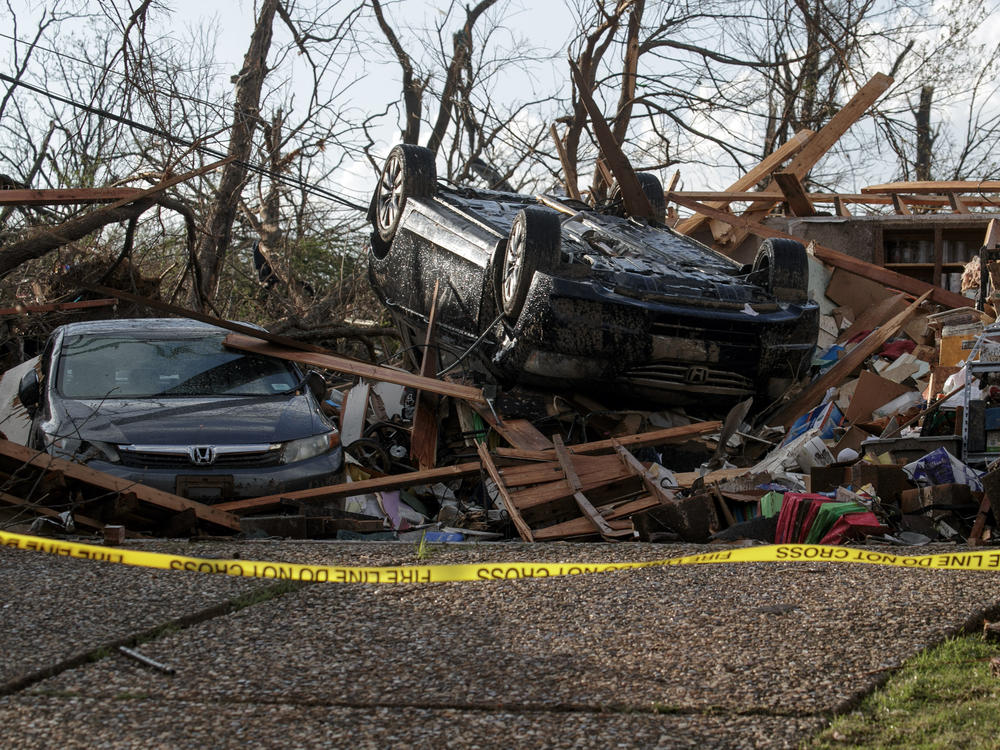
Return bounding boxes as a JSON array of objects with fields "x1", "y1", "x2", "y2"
[{"x1": 3, "y1": 538, "x2": 999, "y2": 749}]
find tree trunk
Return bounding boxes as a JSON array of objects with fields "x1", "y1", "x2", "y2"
[
  {"x1": 191, "y1": 0, "x2": 278, "y2": 309},
  {"x1": 915, "y1": 85, "x2": 934, "y2": 181}
]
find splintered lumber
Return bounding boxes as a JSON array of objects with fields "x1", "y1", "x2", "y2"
[
  {"x1": 478, "y1": 442, "x2": 534, "y2": 541},
  {"x1": 214, "y1": 461, "x2": 485, "y2": 514},
  {"x1": 664, "y1": 192, "x2": 969, "y2": 309},
  {"x1": 224, "y1": 333, "x2": 487, "y2": 405},
  {"x1": 553, "y1": 435, "x2": 632, "y2": 538},
  {"x1": 768, "y1": 291, "x2": 931, "y2": 429},
  {"x1": 0, "y1": 439, "x2": 239, "y2": 531},
  {"x1": 717, "y1": 73, "x2": 892, "y2": 248},
  {"x1": 544, "y1": 421, "x2": 720, "y2": 457},
  {"x1": 675, "y1": 129, "x2": 813, "y2": 236},
  {"x1": 569, "y1": 59, "x2": 654, "y2": 220}
]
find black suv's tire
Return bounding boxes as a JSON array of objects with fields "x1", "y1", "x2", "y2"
[
  {"x1": 374, "y1": 144, "x2": 437, "y2": 242},
  {"x1": 495, "y1": 206, "x2": 562, "y2": 318},
  {"x1": 609, "y1": 172, "x2": 666, "y2": 223},
  {"x1": 752, "y1": 238, "x2": 809, "y2": 302}
]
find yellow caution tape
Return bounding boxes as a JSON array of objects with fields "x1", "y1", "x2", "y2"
[{"x1": 2, "y1": 530, "x2": 999, "y2": 583}]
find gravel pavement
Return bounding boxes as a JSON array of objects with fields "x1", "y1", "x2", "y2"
[{"x1": 3, "y1": 538, "x2": 1000, "y2": 748}]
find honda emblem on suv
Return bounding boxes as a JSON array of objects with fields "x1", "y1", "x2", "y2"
[{"x1": 189, "y1": 446, "x2": 217, "y2": 465}]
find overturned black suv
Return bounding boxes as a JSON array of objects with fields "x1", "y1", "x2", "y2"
[{"x1": 367, "y1": 145, "x2": 818, "y2": 407}]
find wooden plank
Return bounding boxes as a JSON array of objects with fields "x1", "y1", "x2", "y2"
[
  {"x1": 675, "y1": 129, "x2": 813, "y2": 235},
  {"x1": 0, "y1": 439, "x2": 240, "y2": 531},
  {"x1": 664, "y1": 192, "x2": 970, "y2": 309},
  {"x1": 863, "y1": 180, "x2": 1000, "y2": 194},
  {"x1": 719, "y1": 74, "x2": 892, "y2": 248},
  {"x1": 224, "y1": 334, "x2": 487, "y2": 405},
  {"x1": 0, "y1": 188, "x2": 145, "y2": 205},
  {"x1": 509, "y1": 465, "x2": 636, "y2": 510},
  {"x1": 552, "y1": 421, "x2": 720, "y2": 457},
  {"x1": 500, "y1": 454, "x2": 622, "y2": 487},
  {"x1": 553, "y1": 435, "x2": 631, "y2": 538},
  {"x1": 891, "y1": 194, "x2": 911, "y2": 215},
  {"x1": 568, "y1": 60, "x2": 653, "y2": 220},
  {"x1": 671, "y1": 468, "x2": 748, "y2": 488},
  {"x1": 773, "y1": 171, "x2": 816, "y2": 216},
  {"x1": 833, "y1": 196, "x2": 852, "y2": 217},
  {"x1": 478, "y1": 442, "x2": 533, "y2": 541},
  {"x1": 411, "y1": 280, "x2": 441, "y2": 470},
  {"x1": 768, "y1": 291, "x2": 931, "y2": 429},
  {"x1": 0, "y1": 298, "x2": 118, "y2": 316},
  {"x1": 214, "y1": 460, "x2": 485, "y2": 514}
]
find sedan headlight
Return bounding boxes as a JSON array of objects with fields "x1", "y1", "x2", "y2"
[
  {"x1": 44, "y1": 433, "x2": 121, "y2": 464},
  {"x1": 280, "y1": 431, "x2": 339, "y2": 464}
]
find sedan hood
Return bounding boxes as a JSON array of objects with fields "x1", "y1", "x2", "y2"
[{"x1": 54, "y1": 395, "x2": 329, "y2": 446}]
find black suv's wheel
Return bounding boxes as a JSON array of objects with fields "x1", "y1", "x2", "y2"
[
  {"x1": 752, "y1": 238, "x2": 809, "y2": 302},
  {"x1": 495, "y1": 206, "x2": 561, "y2": 318},
  {"x1": 374, "y1": 144, "x2": 437, "y2": 242},
  {"x1": 609, "y1": 172, "x2": 666, "y2": 223}
]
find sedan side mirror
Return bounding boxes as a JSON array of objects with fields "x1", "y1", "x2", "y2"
[
  {"x1": 305, "y1": 370, "x2": 327, "y2": 402},
  {"x1": 18, "y1": 369, "x2": 41, "y2": 414}
]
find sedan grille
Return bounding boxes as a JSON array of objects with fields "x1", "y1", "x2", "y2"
[{"x1": 119, "y1": 445, "x2": 282, "y2": 469}]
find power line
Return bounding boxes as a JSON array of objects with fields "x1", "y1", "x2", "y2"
[{"x1": 0, "y1": 71, "x2": 371, "y2": 213}]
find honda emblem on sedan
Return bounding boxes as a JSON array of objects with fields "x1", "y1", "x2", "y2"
[{"x1": 189, "y1": 446, "x2": 217, "y2": 465}]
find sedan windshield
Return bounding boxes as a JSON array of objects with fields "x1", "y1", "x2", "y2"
[{"x1": 56, "y1": 334, "x2": 300, "y2": 398}]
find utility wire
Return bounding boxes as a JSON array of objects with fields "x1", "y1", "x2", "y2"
[{"x1": 0, "y1": 71, "x2": 371, "y2": 213}]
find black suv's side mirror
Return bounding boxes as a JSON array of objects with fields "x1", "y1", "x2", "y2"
[
  {"x1": 305, "y1": 370, "x2": 327, "y2": 402},
  {"x1": 18, "y1": 369, "x2": 41, "y2": 414}
]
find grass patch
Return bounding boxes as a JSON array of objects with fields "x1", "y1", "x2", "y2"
[{"x1": 808, "y1": 635, "x2": 1000, "y2": 749}]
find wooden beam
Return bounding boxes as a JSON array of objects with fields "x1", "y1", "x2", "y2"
[
  {"x1": 612, "y1": 441, "x2": 677, "y2": 505},
  {"x1": 669, "y1": 190, "x2": 1000, "y2": 208},
  {"x1": 0, "y1": 440, "x2": 240, "y2": 531},
  {"x1": 772, "y1": 171, "x2": 815, "y2": 216},
  {"x1": 225, "y1": 334, "x2": 487, "y2": 405},
  {"x1": 532, "y1": 497, "x2": 653, "y2": 540},
  {"x1": 675, "y1": 129, "x2": 813, "y2": 235},
  {"x1": 664, "y1": 192, "x2": 970, "y2": 309},
  {"x1": 891, "y1": 194, "x2": 911, "y2": 215},
  {"x1": 568, "y1": 60, "x2": 653, "y2": 220},
  {"x1": 833, "y1": 196, "x2": 852, "y2": 217},
  {"x1": 718, "y1": 74, "x2": 893, "y2": 248},
  {"x1": 0, "y1": 188, "x2": 144, "y2": 206},
  {"x1": 984, "y1": 218, "x2": 1000, "y2": 249},
  {"x1": 478, "y1": 442, "x2": 534, "y2": 541},
  {"x1": 767, "y1": 291, "x2": 931, "y2": 429}
]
